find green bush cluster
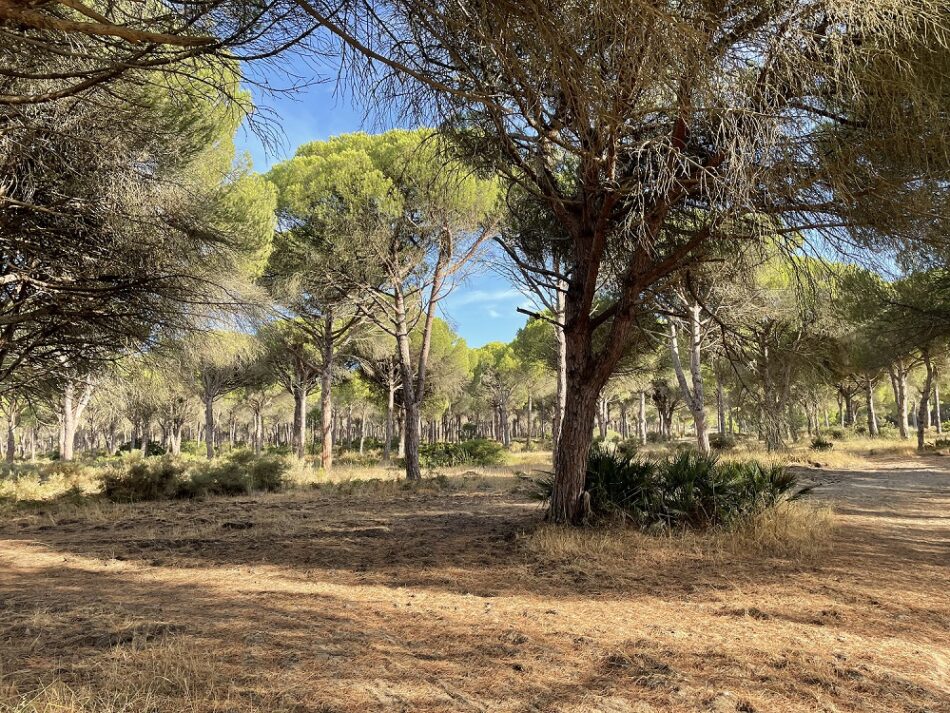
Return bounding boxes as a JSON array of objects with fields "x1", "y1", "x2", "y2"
[
  {"x1": 417, "y1": 439, "x2": 506, "y2": 469},
  {"x1": 100, "y1": 452, "x2": 287, "y2": 502},
  {"x1": 810, "y1": 435, "x2": 834, "y2": 451},
  {"x1": 531, "y1": 445, "x2": 805, "y2": 530},
  {"x1": 117, "y1": 440, "x2": 166, "y2": 456},
  {"x1": 875, "y1": 423, "x2": 899, "y2": 439},
  {"x1": 709, "y1": 433, "x2": 737, "y2": 451}
]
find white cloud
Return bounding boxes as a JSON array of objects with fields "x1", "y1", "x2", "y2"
[{"x1": 450, "y1": 287, "x2": 523, "y2": 307}]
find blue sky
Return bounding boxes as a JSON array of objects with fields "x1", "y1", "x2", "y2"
[{"x1": 236, "y1": 77, "x2": 529, "y2": 347}]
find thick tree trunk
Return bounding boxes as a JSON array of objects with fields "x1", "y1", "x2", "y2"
[
  {"x1": 204, "y1": 395, "x2": 215, "y2": 459},
  {"x1": 550, "y1": 386, "x2": 598, "y2": 523}
]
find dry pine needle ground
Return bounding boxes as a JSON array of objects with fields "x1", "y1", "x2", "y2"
[{"x1": 0, "y1": 453, "x2": 947, "y2": 712}]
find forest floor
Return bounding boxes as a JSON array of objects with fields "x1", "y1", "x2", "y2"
[{"x1": 0, "y1": 454, "x2": 947, "y2": 712}]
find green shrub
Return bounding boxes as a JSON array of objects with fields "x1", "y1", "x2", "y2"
[
  {"x1": 417, "y1": 439, "x2": 506, "y2": 469},
  {"x1": 810, "y1": 435, "x2": 834, "y2": 451},
  {"x1": 178, "y1": 440, "x2": 205, "y2": 456},
  {"x1": 100, "y1": 452, "x2": 287, "y2": 502},
  {"x1": 528, "y1": 444, "x2": 805, "y2": 530},
  {"x1": 184, "y1": 452, "x2": 287, "y2": 497},
  {"x1": 875, "y1": 423, "x2": 899, "y2": 439},
  {"x1": 117, "y1": 440, "x2": 166, "y2": 456},
  {"x1": 336, "y1": 450, "x2": 382, "y2": 467},
  {"x1": 615, "y1": 438, "x2": 641, "y2": 458},
  {"x1": 100, "y1": 457, "x2": 187, "y2": 502},
  {"x1": 827, "y1": 427, "x2": 847, "y2": 441}
]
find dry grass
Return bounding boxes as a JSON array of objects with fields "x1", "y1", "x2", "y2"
[
  {"x1": 0, "y1": 450, "x2": 947, "y2": 712},
  {"x1": 528, "y1": 500, "x2": 837, "y2": 569}
]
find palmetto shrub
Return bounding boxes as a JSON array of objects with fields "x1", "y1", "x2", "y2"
[{"x1": 530, "y1": 444, "x2": 807, "y2": 530}]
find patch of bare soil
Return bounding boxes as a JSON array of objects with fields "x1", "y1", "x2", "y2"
[{"x1": 0, "y1": 460, "x2": 947, "y2": 712}]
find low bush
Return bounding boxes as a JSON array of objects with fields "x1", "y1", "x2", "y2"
[
  {"x1": 810, "y1": 435, "x2": 834, "y2": 451},
  {"x1": 827, "y1": 428, "x2": 848, "y2": 441},
  {"x1": 100, "y1": 452, "x2": 288, "y2": 502},
  {"x1": 709, "y1": 433, "x2": 737, "y2": 451},
  {"x1": 335, "y1": 450, "x2": 382, "y2": 467},
  {"x1": 615, "y1": 438, "x2": 641, "y2": 459},
  {"x1": 100, "y1": 457, "x2": 187, "y2": 502},
  {"x1": 876, "y1": 423, "x2": 899, "y2": 439},
  {"x1": 417, "y1": 439, "x2": 506, "y2": 469},
  {"x1": 530, "y1": 444, "x2": 806, "y2": 530},
  {"x1": 117, "y1": 440, "x2": 166, "y2": 457}
]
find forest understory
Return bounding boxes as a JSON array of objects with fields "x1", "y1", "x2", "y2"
[{"x1": 0, "y1": 453, "x2": 946, "y2": 713}]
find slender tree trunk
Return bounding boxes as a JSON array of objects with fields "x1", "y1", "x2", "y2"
[
  {"x1": 60, "y1": 380, "x2": 93, "y2": 461},
  {"x1": 716, "y1": 378, "x2": 725, "y2": 435},
  {"x1": 171, "y1": 422, "x2": 183, "y2": 456},
  {"x1": 204, "y1": 395, "x2": 215, "y2": 459},
  {"x1": 552, "y1": 270, "x2": 567, "y2": 458},
  {"x1": 397, "y1": 411, "x2": 405, "y2": 458},
  {"x1": 935, "y1": 376, "x2": 942, "y2": 434},
  {"x1": 526, "y1": 393, "x2": 533, "y2": 450},
  {"x1": 403, "y1": 401, "x2": 422, "y2": 480},
  {"x1": 669, "y1": 305, "x2": 710, "y2": 455},
  {"x1": 865, "y1": 376, "x2": 879, "y2": 437},
  {"x1": 918, "y1": 348, "x2": 935, "y2": 450},
  {"x1": 141, "y1": 420, "x2": 151, "y2": 457},
  {"x1": 6, "y1": 412, "x2": 16, "y2": 464},
  {"x1": 320, "y1": 313, "x2": 334, "y2": 470},
  {"x1": 637, "y1": 391, "x2": 647, "y2": 445},
  {"x1": 596, "y1": 398, "x2": 607, "y2": 438},
  {"x1": 383, "y1": 379, "x2": 395, "y2": 462},
  {"x1": 294, "y1": 386, "x2": 308, "y2": 459}
]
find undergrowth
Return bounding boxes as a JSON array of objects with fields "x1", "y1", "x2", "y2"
[{"x1": 528, "y1": 444, "x2": 810, "y2": 530}]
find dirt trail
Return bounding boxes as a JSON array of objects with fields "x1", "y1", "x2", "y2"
[{"x1": 0, "y1": 460, "x2": 948, "y2": 712}]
